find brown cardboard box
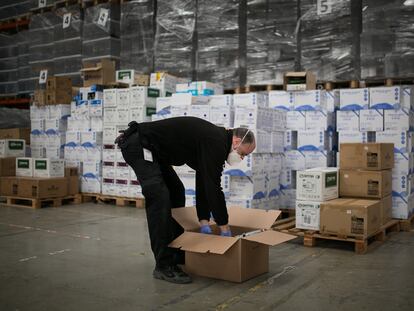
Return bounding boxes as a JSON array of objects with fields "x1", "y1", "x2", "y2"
[
  {"x1": 0, "y1": 177, "x2": 19, "y2": 196},
  {"x1": 65, "y1": 167, "x2": 79, "y2": 195},
  {"x1": 81, "y1": 59, "x2": 116, "y2": 87},
  {"x1": 34, "y1": 89, "x2": 46, "y2": 106},
  {"x1": 169, "y1": 207, "x2": 296, "y2": 282},
  {"x1": 46, "y1": 89, "x2": 72, "y2": 105},
  {"x1": 320, "y1": 198, "x2": 381, "y2": 237},
  {"x1": 18, "y1": 177, "x2": 68, "y2": 199},
  {"x1": 283, "y1": 71, "x2": 316, "y2": 91},
  {"x1": 340, "y1": 143, "x2": 394, "y2": 170},
  {"x1": 0, "y1": 157, "x2": 16, "y2": 176},
  {"x1": 340, "y1": 169, "x2": 392, "y2": 199},
  {"x1": 0, "y1": 128, "x2": 30, "y2": 145},
  {"x1": 46, "y1": 76, "x2": 72, "y2": 91},
  {"x1": 380, "y1": 195, "x2": 392, "y2": 225}
]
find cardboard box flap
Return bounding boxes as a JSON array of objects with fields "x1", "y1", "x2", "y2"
[
  {"x1": 169, "y1": 232, "x2": 238, "y2": 254},
  {"x1": 285, "y1": 72, "x2": 308, "y2": 77},
  {"x1": 80, "y1": 64, "x2": 103, "y2": 72},
  {"x1": 172, "y1": 207, "x2": 209, "y2": 230},
  {"x1": 228, "y1": 207, "x2": 281, "y2": 229},
  {"x1": 243, "y1": 230, "x2": 296, "y2": 246}
]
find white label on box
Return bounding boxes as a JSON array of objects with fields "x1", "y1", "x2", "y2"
[
  {"x1": 97, "y1": 8, "x2": 109, "y2": 27},
  {"x1": 63, "y1": 13, "x2": 71, "y2": 29},
  {"x1": 340, "y1": 88, "x2": 369, "y2": 110},
  {"x1": 359, "y1": 109, "x2": 384, "y2": 131},
  {"x1": 336, "y1": 110, "x2": 360, "y2": 132}
]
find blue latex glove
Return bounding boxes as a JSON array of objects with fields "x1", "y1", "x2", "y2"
[
  {"x1": 220, "y1": 230, "x2": 232, "y2": 237},
  {"x1": 200, "y1": 224, "x2": 212, "y2": 234}
]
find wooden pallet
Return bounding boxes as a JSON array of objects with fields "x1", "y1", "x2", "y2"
[
  {"x1": 399, "y1": 214, "x2": 414, "y2": 232},
  {"x1": 317, "y1": 80, "x2": 360, "y2": 90},
  {"x1": 274, "y1": 219, "x2": 401, "y2": 254},
  {"x1": 81, "y1": 193, "x2": 144, "y2": 208},
  {"x1": 1, "y1": 194, "x2": 82, "y2": 209},
  {"x1": 361, "y1": 77, "x2": 414, "y2": 88},
  {"x1": 224, "y1": 84, "x2": 284, "y2": 94}
]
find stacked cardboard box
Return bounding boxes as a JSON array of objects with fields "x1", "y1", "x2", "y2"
[
  {"x1": 295, "y1": 167, "x2": 339, "y2": 230},
  {"x1": 66, "y1": 85, "x2": 104, "y2": 194},
  {"x1": 319, "y1": 143, "x2": 394, "y2": 237},
  {"x1": 223, "y1": 92, "x2": 286, "y2": 210},
  {"x1": 281, "y1": 87, "x2": 338, "y2": 208},
  {"x1": 337, "y1": 86, "x2": 414, "y2": 219}
]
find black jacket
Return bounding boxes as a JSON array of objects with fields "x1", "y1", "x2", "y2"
[{"x1": 138, "y1": 117, "x2": 233, "y2": 225}]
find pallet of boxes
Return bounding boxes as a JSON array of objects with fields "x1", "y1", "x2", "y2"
[
  {"x1": 0, "y1": 76, "x2": 81, "y2": 209},
  {"x1": 294, "y1": 143, "x2": 400, "y2": 254}
]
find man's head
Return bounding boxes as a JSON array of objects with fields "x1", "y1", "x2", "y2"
[{"x1": 231, "y1": 128, "x2": 256, "y2": 159}]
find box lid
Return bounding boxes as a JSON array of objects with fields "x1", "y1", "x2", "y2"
[
  {"x1": 169, "y1": 231, "x2": 238, "y2": 254},
  {"x1": 242, "y1": 230, "x2": 296, "y2": 246},
  {"x1": 172, "y1": 206, "x2": 282, "y2": 231}
]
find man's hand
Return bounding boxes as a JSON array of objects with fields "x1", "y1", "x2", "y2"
[
  {"x1": 199, "y1": 220, "x2": 212, "y2": 234},
  {"x1": 219, "y1": 224, "x2": 232, "y2": 237}
]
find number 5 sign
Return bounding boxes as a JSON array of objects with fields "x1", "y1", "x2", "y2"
[{"x1": 317, "y1": 0, "x2": 332, "y2": 15}]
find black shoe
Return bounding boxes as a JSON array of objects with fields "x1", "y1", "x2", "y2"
[{"x1": 153, "y1": 265, "x2": 192, "y2": 284}]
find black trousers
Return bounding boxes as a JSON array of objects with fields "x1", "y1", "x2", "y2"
[{"x1": 120, "y1": 131, "x2": 185, "y2": 268}]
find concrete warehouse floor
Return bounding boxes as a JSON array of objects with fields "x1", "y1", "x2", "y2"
[{"x1": 0, "y1": 203, "x2": 413, "y2": 311}]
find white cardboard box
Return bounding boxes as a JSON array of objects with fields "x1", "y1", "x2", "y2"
[
  {"x1": 392, "y1": 173, "x2": 413, "y2": 196},
  {"x1": 223, "y1": 153, "x2": 264, "y2": 176},
  {"x1": 295, "y1": 200, "x2": 321, "y2": 230},
  {"x1": 280, "y1": 169, "x2": 296, "y2": 191},
  {"x1": 338, "y1": 131, "x2": 373, "y2": 151},
  {"x1": 48, "y1": 104, "x2": 71, "y2": 119},
  {"x1": 16, "y1": 157, "x2": 33, "y2": 177},
  {"x1": 229, "y1": 174, "x2": 267, "y2": 200},
  {"x1": 30, "y1": 146, "x2": 46, "y2": 158},
  {"x1": 103, "y1": 89, "x2": 118, "y2": 108},
  {"x1": 115, "y1": 179, "x2": 129, "y2": 197},
  {"x1": 128, "y1": 180, "x2": 144, "y2": 198},
  {"x1": 189, "y1": 105, "x2": 210, "y2": 121},
  {"x1": 297, "y1": 131, "x2": 330, "y2": 151},
  {"x1": 116, "y1": 89, "x2": 130, "y2": 108},
  {"x1": 339, "y1": 88, "x2": 369, "y2": 110},
  {"x1": 115, "y1": 162, "x2": 130, "y2": 179},
  {"x1": 31, "y1": 119, "x2": 45, "y2": 132},
  {"x1": 384, "y1": 109, "x2": 413, "y2": 131},
  {"x1": 102, "y1": 178, "x2": 116, "y2": 196},
  {"x1": 294, "y1": 90, "x2": 326, "y2": 111},
  {"x1": 179, "y1": 173, "x2": 196, "y2": 196},
  {"x1": 170, "y1": 93, "x2": 209, "y2": 106},
  {"x1": 81, "y1": 131, "x2": 103, "y2": 147},
  {"x1": 208, "y1": 94, "x2": 233, "y2": 106},
  {"x1": 401, "y1": 85, "x2": 414, "y2": 110},
  {"x1": 359, "y1": 109, "x2": 384, "y2": 131},
  {"x1": 45, "y1": 146, "x2": 63, "y2": 159},
  {"x1": 305, "y1": 111, "x2": 335, "y2": 131},
  {"x1": 394, "y1": 152, "x2": 413, "y2": 175},
  {"x1": 296, "y1": 167, "x2": 338, "y2": 201},
  {"x1": 0, "y1": 139, "x2": 25, "y2": 158},
  {"x1": 234, "y1": 106, "x2": 271, "y2": 131},
  {"x1": 286, "y1": 111, "x2": 306, "y2": 131},
  {"x1": 103, "y1": 145, "x2": 116, "y2": 162},
  {"x1": 376, "y1": 131, "x2": 413, "y2": 154},
  {"x1": 103, "y1": 125, "x2": 117, "y2": 144},
  {"x1": 369, "y1": 86, "x2": 401, "y2": 109},
  {"x1": 336, "y1": 110, "x2": 360, "y2": 131},
  {"x1": 170, "y1": 105, "x2": 191, "y2": 118},
  {"x1": 65, "y1": 131, "x2": 81, "y2": 147},
  {"x1": 89, "y1": 99, "x2": 103, "y2": 117},
  {"x1": 271, "y1": 131, "x2": 284, "y2": 153},
  {"x1": 33, "y1": 158, "x2": 65, "y2": 178},
  {"x1": 102, "y1": 161, "x2": 116, "y2": 178},
  {"x1": 83, "y1": 160, "x2": 102, "y2": 178},
  {"x1": 268, "y1": 91, "x2": 293, "y2": 111},
  {"x1": 44, "y1": 118, "x2": 67, "y2": 133},
  {"x1": 304, "y1": 150, "x2": 334, "y2": 169},
  {"x1": 209, "y1": 104, "x2": 234, "y2": 128},
  {"x1": 324, "y1": 90, "x2": 340, "y2": 112},
  {"x1": 233, "y1": 93, "x2": 268, "y2": 107},
  {"x1": 391, "y1": 194, "x2": 413, "y2": 219},
  {"x1": 129, "y1": 86, "x2": 159, "y2": 108},
  {"x1": 90, "y1": 117, "x2": 103, "y2": 132},
  {"x1": 81, "y1": 176, "x2": 101, "y2": 193},
  {"x1": 284, "y1": 150, "x2": 306, "y2": 171}
]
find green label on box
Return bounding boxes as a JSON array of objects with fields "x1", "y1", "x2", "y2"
[
  {"x1": 35, "y1": 160, "x2": 47, "y2": 170},
  {"x1": 146, "y1": 107, "x2": 156, "y2": 117},
  {"x1": 17, "y1": 159, "x2": 30, "y2": 168},
  {"x1": 117, "y1": 71, "x2": 132, "y2": 80},
  {"x1": 325, "y1": 172, "x2": 337, "y2": 188},
  {"x1": 147, "y1": 88, "x2": 160, "y2": 98},
  {"x1": 8, "y1": 141, "x2": 24, "y2": 150}
]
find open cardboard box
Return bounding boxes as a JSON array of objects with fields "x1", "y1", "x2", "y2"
[{"x1": 169, "y1": 207, "x2": 296, "y2": 283}]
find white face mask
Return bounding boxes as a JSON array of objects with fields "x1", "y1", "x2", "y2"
[{"x1": 226, "y1": 130, "x2": 250, "y2": 166}]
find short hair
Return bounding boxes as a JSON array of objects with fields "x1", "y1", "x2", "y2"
[{"x1": 233, "y1": 128, "x2": 255, "y2": 144}]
